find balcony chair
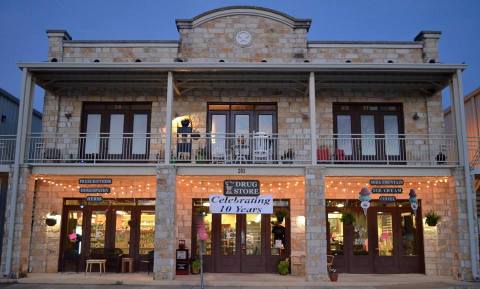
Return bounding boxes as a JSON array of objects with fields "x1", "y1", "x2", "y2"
[{"x1": 252, "y1": 132, "x2": 271, "y2": 163}]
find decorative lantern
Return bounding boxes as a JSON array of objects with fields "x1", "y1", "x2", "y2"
[
  {"x1": 358, "y1": 187, "x2": 371, "y2": 215},
  {"x1": 409, "y1": 189, "x2": 418, "y2": 214}
]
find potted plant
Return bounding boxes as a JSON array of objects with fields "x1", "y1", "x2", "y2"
[
  {"x1": 275, "y1": 209, "x2": 288, "y2": 223},
  {"x1": 281, "y1": 148, "x2": 295, "y2": 164},
  {"x1": 45, "y1": 217, "x2": 57, "y2": 226},
  {"x1": 191, "y1": 259, "x2": 201, "y2": 274},
  {"x1": 277, "y1": 258, "x2": 289, "y2": 275},
  {"x1": 340, "y1": 211, "x2": 355, "y2": 225},
  {"x1": 425, "y1": 211, "x2": 441, "y2": 226},
  {"x1": 328, "y1": 267, "x2": 338, "y2": 282}
]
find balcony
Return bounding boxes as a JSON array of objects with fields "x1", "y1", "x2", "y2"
[
  {"x1": 467, "y1": 137, "x2": 480, "y2": 171},
  {"x1": 0, "y1": 135, "x2": 16, "y2": 164},
  {"x1": 25, "y1": 133, "x2": 458, "y2": 167}
]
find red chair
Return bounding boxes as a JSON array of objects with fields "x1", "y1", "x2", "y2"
[{"x1": 317, "y1": 147, "x2": 330, "y2": 161}]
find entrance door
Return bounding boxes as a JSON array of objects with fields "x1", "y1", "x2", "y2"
[{"x1": 371, "y1": 207, "x2": 398, "y2": 273}]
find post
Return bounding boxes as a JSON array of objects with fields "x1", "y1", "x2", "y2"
[
  {"x1": 308, "y1": 72, "x2": 317, "y2": 165},
  {"x1": 451, "y1": 69, "x2": 479, "y2": 280},
  {"x1": 5, "y1": 68, "x2": 34, "y2": 277},
  {"x1": 165, "y1": 72, "x2": 173, "y2": 164}
]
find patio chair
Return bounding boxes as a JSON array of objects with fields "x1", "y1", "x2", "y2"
[{"x1": 252, "y1": 132, "x2": 271, "y2": 163}]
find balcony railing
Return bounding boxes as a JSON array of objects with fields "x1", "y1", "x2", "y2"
[
  {"x1": 26, "y1": 133, "x2": 165, "y2": 164},
  {"x1": 0, "y1": 135, "x2": 16, "y2": 164},
  {"x1": 24, "y1": 133, "x2": 458, "y2": 166},
  {"x1": 317, "y1": 134, "x2": 458, "y2": 166}
]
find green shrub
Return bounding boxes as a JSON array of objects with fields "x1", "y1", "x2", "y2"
[{"x1": 277, "y1": 259, "x2": 289, "y2": 275}]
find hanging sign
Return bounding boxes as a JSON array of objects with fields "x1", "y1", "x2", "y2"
[
  {"x1": 379, "y1": 196, "x2": 396, "y2": 202},
  {"x1": 209, "y1": 195, "x2": 272, "y2": 214},
  {"x1": 86, "y1": 196, "x2": 103, "y2": 202},
  {"x1": 79, "y1": 178, "x2": 112, "y2": 185},
  {"x1": 371, "y1": 188, "x2": 403, "y2": 194},
  {"x1": 224, "y1": 180, "x2": 260, "y2": 196},
  {"x1": 79, "y1": 187, "x2": 110, "y2": 194},
  {"x1": 369, "y1": 179, "x2": 404, "y2": 185}
]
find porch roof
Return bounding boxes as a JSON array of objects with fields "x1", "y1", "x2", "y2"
[{"x1": 18, "y1": 62, "x2": 466, "y2": 94}]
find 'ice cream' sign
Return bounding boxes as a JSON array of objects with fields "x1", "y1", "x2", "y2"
[{"x1": 209, "y1": 195, "x2": 273, "y2": 214}]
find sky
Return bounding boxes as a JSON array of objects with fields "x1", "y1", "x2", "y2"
[{"x1": 0, "y1": 0, "x2": 479, "y2": 111}]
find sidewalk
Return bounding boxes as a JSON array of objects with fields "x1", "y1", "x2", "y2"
[{"x1": 7, "y1": 272, "x2": 479, "y2": 288}]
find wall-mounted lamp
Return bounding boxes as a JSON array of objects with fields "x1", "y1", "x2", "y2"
[
  {"x1": 412, "y1": 112, "x2": 420, "y2": 120},
  {"x1": 64, "y1": 113, "x2": 72, "y2": 120}
]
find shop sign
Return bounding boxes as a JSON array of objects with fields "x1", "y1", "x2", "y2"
[
  {"x1": 369, "y1": 179, "x2": 403, "y2": 185},
  {"x1": 209, "y1": 195, "x2": 273, "y2": 214},
  {"x1": 79, "y1": 178, "x2": 112, "y2": 185},
  {"x1": 86, "y1": 196, "x2": 103, "y2": 202},
  {"x1": 224, "y1": 180, "x2": 260, "y2": 196},
  {"x1": 379, "y1": 196, "x2": 396, "y2": 202},
  {"x1": 79, "y1": 187, "x2": 110, "y2": 194},
  {"x1": 372, "y1": 188, "x2": 402, "y2": 194}
]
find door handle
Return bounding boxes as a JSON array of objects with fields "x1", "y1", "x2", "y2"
[{"x1": 241, "y1": 230, "x2": 246, "y2": 250}]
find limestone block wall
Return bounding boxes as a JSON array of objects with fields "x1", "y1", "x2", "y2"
[
  {"x1": 175, "y1": 175, "x2": 306, "y2": 275},
  {"x1": 324, "y1": 174, "x2": 471, "y2": 279},
  {"x1": 178, "y1": 15, "x2": 308, "y2": 63},
  {"x1": 308, "y1": 45, "x2": 424, "y2": 64},
  {"x1": 62, "y1": 44, "x2": 179, "y2": 63}
]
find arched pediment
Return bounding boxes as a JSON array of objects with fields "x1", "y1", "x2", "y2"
[{"x1": 176, "y1": 6, "x2": 311, "y2": 31}]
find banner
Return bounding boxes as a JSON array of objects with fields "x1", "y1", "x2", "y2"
[{"x1": 209, "y1": 195, "x2": 273, "y2": 214}]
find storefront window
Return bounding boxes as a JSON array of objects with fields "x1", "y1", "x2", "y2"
[
  {"x1": 90, "y1": 211, "x2": 106, "y2": 249},
  {"x1": 270, "y1": 211, "x2": 287, "y2": 256},
  {"x1": 377, "y1": 212, "x2": 393, "y2": 256},
  {"x1": 401, "y1": 212, "x2": 417, "y2": 256},
  {"x1": 352, "y1": 211, "x2": 368, "y2": 255},
  {"x1": 195, "y1": 212, "x2": 212, "y2": 256},
  {"x1": 328, "y1": 212, "x2": 343, "y2": 255},
  {"x1": 139, "y1": 211, "x2": 155, "y2": 255},
  {"x1": 246, "y1": 214, "x2": 262, "y2": 255},
  {"x1": 221, "y1": 214, "x2": 236, "y2": 255},
  {"x1": 115, "y1": 210, "x2": 131, "y2": 254}
]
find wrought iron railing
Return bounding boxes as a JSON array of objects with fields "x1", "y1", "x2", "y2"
[
  {"x1": 0, "y1": 135, "x2": 16, "y2": 164},
  {"x1": 467, "y1": 137, "x2": 480, "y2": 169}
]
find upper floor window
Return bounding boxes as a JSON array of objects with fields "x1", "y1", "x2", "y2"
[{"x1": 81, "y1": 102, "x2": 152, "y2": 160}]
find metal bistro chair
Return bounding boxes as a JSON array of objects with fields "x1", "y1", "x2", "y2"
[{"x1": 327, "y1": 254, "x2": 335, "y2": 272}]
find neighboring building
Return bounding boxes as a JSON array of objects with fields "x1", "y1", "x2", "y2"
[
  {"x1": 0, "y1": 88, "x2": 42, "y2": 266},
  {"x1": 0, "y1": 6, "x2": 477, "y2": 282}
]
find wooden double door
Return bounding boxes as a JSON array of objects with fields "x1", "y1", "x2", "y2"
[
  {"x1": 59, "y1": 199, "x2": 155, "y2": 272},
  {"x1": 327, "y1": 201, "x2": 424, "y2": 274},
  {"x1": 193, "y1": 206, "x2": 290, "y2": 273}
]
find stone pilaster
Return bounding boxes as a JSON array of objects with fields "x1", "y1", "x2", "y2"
[
  {"x1": 154, "y1": 165, "x2": 177, "y2": 280},
  {"x1": 414, "y1": 31, "x2": 441, "y2": 63},
  {"x1": 304, "y1": 167, "x2": 328, "y2": 281},
  {"x1": 46, "y1": 30, "x2": 71, "y2": 62}
]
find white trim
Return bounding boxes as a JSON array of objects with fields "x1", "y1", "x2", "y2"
[
  {"x1": 308, "y1": 43, "x2": 422, "y2": 49},
  {"x1": 165, "y1": 72, "x2": 173, "y2": 164},
  {"x1": 324, "y1": 166, "x2": 453, "y2": 176},
  {"x1": 63, "y1": 42, "x2": 179, "y2": 48},
  {"x1": 176, "y1": 166, "x2": 305, "y2": 176},
  {"x1": 0, "y1": 165, "x2": 11, "y2": 172},
  {"x1": 31, "y1": 165, "x2": 156, "y2": 175},
  {"x1": 309, "y1": 72, "x2": 317, "y2": 165}
]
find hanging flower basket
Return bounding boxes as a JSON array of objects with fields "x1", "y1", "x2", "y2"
[
  {"x1": 425, "y1": 211, "x2": 441, "y2": 226},
  {"x1": 45, "y1": 218, "x2": 57, "y2": 226}
]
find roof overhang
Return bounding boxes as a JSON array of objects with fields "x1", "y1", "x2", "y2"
[{"x1": 18, "y1": 62, "x2": 466, "y2": 95}]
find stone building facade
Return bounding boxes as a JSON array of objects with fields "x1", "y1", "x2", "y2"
[{"x1": 1, "y1": 5, "x2": 477, "y2": 283}]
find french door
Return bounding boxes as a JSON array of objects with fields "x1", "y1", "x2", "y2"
[
  {"x1": 80, "y1": 103, "x2": 151, "y2": 161},
  {"x1": 333, "y1": 103, "x2": 405, "y2": 163}
]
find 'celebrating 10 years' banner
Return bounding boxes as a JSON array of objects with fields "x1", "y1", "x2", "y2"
[{"x1": 208, "y1": 195, "x2": 273, "y2": 214}]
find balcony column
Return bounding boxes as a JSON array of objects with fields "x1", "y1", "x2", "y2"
[
  {"x1": 450, "y1": 69, "x2": 479, "y2": 280},
  {"x1": 164, "y1": 71, "x2": 173, "y2": 164},
  {"x1": 308, "y1": 72, "x2": 317, "y2": 165},
  {"x1": 4, "y1": 68, "x2": 34, "y2": 277}
]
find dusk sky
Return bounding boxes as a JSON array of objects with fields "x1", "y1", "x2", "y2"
[{"x1": 0, "y1": 0, "x2": 479, "y2": 111}]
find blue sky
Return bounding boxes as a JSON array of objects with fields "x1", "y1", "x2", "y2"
[{"x1": 0, "y1": 0, "x2": 479, "y2": 111}]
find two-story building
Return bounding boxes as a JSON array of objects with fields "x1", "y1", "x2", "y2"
[{"x1": 1, "y1": 6, "x2": 477, "y2": 282}]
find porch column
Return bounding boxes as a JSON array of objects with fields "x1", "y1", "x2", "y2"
[
  {"x1": 4, "y1": 68, "x2": 34, "y2": 276},
  {"x1": 164, "y1": 71, "x2": 173, "y2": 164},
  {"x1": 154, "y1": 165, "x2": 176, "y2": 280},
  {"x1": 450, "y1": 70, "x2": 479, "y2": 280},
  {"x1": 308, "y1": 72, "x2": 317, "y2": 165},
  {"x1": 304, "y1": 167, "x2": 328, "y2": 281}
]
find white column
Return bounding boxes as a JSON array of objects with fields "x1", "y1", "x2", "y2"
[
  {"x1": 308, "y1": 72, "x2": 317, "y2": 165},
  {"x1": 451, "y1": 69, "x2": 479, "y2": 280},
  {"x1": 164, "y1": 72, "x2": 173, "y2": 164},
  {"x1": 5, "y1": 68, "x2": 34, "y2": 276}
]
